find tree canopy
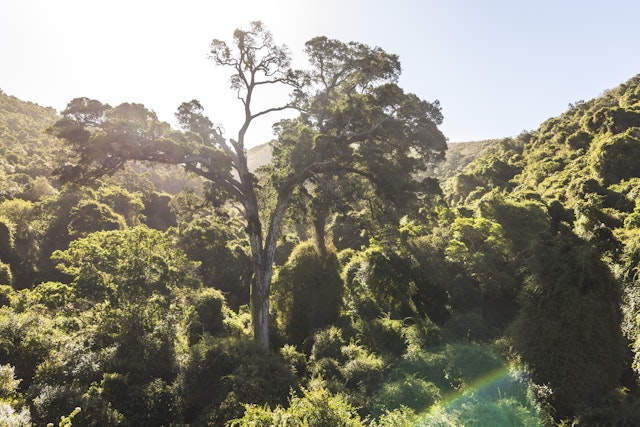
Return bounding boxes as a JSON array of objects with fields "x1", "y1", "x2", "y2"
[{"x1": 47, "y1": 21, "x2": 447, "y2": 350}]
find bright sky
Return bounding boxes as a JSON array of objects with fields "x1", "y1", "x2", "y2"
[{"x1": 2, "y1": 0, "x2": 640, "y2": 146}]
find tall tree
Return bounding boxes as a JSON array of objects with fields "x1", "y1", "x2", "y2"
[{"x1": 49, "y1": 22, "x2": 446, "y2": 350}]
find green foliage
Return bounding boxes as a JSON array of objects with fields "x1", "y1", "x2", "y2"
[
  {"x1": 0, "y1": 309, "x2": 56, "y2": 388},
  {"x1": 28, "y1": 282, "x2": 74, "y2": 311},
  {"x1": 509, "y1": 233, "x2": 626, "y2": 418},
  {"x1": 343, "y1": 245, "x2": 417, "y2": 319},
  {"x1": 372, "y1": 373, "x2": 441, "y2": 418},
  {"x1": 370, "y1": 406, "x2": 417, "y2": 427},
  {"x1": 416, "y1": 397, "x2": 544, "y2": 427},
  {"x1": 96, "y1": 186, "x2": 145, "y2": 226},
  {"x1": 443, "y1": 214, "x2": 519, "y2": 330},
  {"x1": 279, "y1": 344, "x2": 308, "y2": 377},
  {"x1": 176, "y1": 215, "x2": 252, "y2": 310},
  {"x1": 308, "y1": 327, "x2": 389, "y2": 412},
  {"x1": 0, "y1": 91, "x2": 61, "y2": 202},
  {"x1": 180, "y1": 336, "x2": 295, "y2": 425},
  {"x1": 310, "y1": 326, "x2": 346, "y2": 362},
  {"x1": 0, "y1": 364, "x2": 31, "y2": 426},
  {"x1": 0, "y1": 261, "x2": 11, "y2": 286},
  {"x1": 339, "y1": 342, "x2": 387, "y2": 409},
  {"x1": 445, "y1": 216, "x2": 515, "y2": 294},
  {"x1": 52, "y1": 226, "x2": 199, "y2": 304},
  {"x1": 371, "y1": 343, "x2": 544, "y2": 425},
  {"x1": 186, "y1": 287, "x2": 230, "y2": 344},
  {"x1": 67, "y1": 200, "x2": 126, "y2": 239},
  {"x1": 0, "y1": 364, "x2": 20, "y2": 400},
  {"x1": 0, "y1": 402, "x2": 31, "y2": 426},
  {"x1": 50, "y1": 406, "x2": 81, "y2": 427},
  {"x1": 585, "y1": 106, "x2": 640, "y2": 134},
  {"x1": 229, "y1": 379, "x2": 364, "y2": 427},
  {"x1": 589, "y1": 127, "x2": 640, "y2": 185},
  {"x1": 435, "y1": 139, "x2": 499, "y2": 181},
  {"x1": 350, "y1": 316, "x2": 407, "y2": 357},
  {"x1": 273, "y1": 241, "x2": 343, "y2": 345}
]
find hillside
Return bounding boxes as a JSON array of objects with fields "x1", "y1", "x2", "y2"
[
  {"x1": 446, "y1": 74, "x2": 640, "y2": 210},
  {"x1": 247, "y1": 141, "x2": 274, "y2": 172},
  {"x1": 0, "y1": 90, "x2": 492, "y2": 185},
  {"x1": 248, "y1": 138, "x2": 497, "y2": 177},
  {"x1": 1, "y1": 75, "x2": 640, "y2": 426},
  {"x1": 0, "y1": 90, "x2": 61, "y2": 200},
  {"x1": 436, "y1": 139, "x2": 497, "y2": 179}
]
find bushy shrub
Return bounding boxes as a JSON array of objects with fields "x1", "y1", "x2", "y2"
[
  {"x1": 179, "y1": 336, "x2": 295, "y2": 425},
  {"x1": 0, "y1": 310, "x2": 56, "y2": 388},
  {"x1": 416, "y1": 397, "x2": 544, "y2": 427},
  {"x1": 372, "y1": 373, "x2": 440, "y2": 418},
  {"x1": 509, "y1": 233, "x2": 626, "y2": 418},
  {"x1": 67, "y1": 200, "x2": 126, "y2": 239},
  {"x1": 351, "y1": 315, "x2": 407, "y2": 357},
  {"x1": 186, "y1": 287, "x2": 230, "y2": 345},
  {"x1": 272, "y1": 242, "x2": 343, "y2": 345},
  {"x1": 0, "y1": 402, "x2": 31, "y2": 426},
  {"x1": 0, "y1": 262, "x2": 11, "y2": 287},
  {"x1": 28, "y1": 282, "x2": 74, "y2": 311},
  {"x1": 279, "y1": 344, "x2": 308, "y2": 377},
  {"x1": 343, "y1": 246, "x2": 417, "y2": 319},
  {"x1": 590, "y1": 128, "x2": 640, "y2": 185},
  {"x1": 229, "y1": 380, "x2": 364, "y2": 427},
  {"x1": 310, "y1": 326, "x2": 346, "y2": 362}
]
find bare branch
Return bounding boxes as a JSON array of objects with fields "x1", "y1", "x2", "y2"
[{"x1": 250, "y1": 104, "x2": 296, "y2": 121}]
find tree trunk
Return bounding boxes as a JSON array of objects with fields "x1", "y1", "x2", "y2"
[
  {"x1": 313, "y1": 207, "x2": 329, "y2": 257},
  {"x1": 245, "y1": 200, "x2": 272, "y2": 351},
  {"x1": 246, "y1": 188, "x2": 291, "y2": 352},
  {"x1": 252, "y1": 250, "x2": 272, "y2": 351}
]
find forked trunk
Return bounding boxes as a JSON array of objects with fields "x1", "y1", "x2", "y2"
[{"x1": 246, "y1": 190, "x2": 290, "y2": 352}]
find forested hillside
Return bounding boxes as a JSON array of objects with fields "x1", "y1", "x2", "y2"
[
  {"x1": 249, "y1": 137, "x2": 496, "y2": 177},
  {"x1": 1, "y1": 46, "x2": 640, "y2": 427}
]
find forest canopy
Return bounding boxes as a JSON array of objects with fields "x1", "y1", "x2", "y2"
[{"x1": 1, "y1": 22, "x2": 640, "y2": 427}]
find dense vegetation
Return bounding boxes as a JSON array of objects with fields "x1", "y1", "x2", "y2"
[{"x1": 1, "y1": 24, "x2": 640, "y2": 426}]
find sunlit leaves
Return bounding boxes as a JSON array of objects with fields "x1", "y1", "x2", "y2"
[
  {"x1": 589, "y1": 127, "x2": 640, "y2": 184},
  {"x1": 52, "y1": 226, "x2": 199, "y2": 305}
]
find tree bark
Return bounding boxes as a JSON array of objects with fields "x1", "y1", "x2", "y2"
[
  {"x1": 251, "y1": 249, "x2": 272, "y2": 351},
  {"x1": 313, "y1": 207, "x2": 329, "y2": 258},
  {"x1": 246, "y1": 185, "x2": 292, "y2": 351}
]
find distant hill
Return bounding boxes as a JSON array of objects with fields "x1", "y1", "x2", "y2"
[
  {"x1": 247, "y1": 141, "x2": 273, "y2": 172},
  {"x1": 435, "y1": 139, "x2": 497, "y2": 180},
  {"x1": 248, "y1": 139, "x2": 497, "y2": 178},
  {"x1": 443, "y1": 73, "x2": 640, "y2": 217},
  {"x1": 0, "y1": 90, "x2": 62, "y2": 200},
  {"x1": 0, "y1": 90, "x2": 493, "y2": 185}
]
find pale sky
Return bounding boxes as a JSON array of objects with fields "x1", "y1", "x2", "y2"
[{"x1": 2, "y1": 0, "x2": 640, "y2": 146}]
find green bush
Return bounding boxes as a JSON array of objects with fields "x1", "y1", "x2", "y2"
[
  {"x1": 310, "y1": 326, "x2": 346, "y2": 362},
  {"x1": 372, "y1": 373, "x2": 440, "y2": 417},
  {"x1": 29, "y1": 282, "x2": 74, "y2": 311},
  {"x1": 509, "y1": 233, "x2": 626, "y2": 418},
  {"x1": 0, "y1": 309, "x2": 56, "y2": 388},
  {"x1": 279, "y1": 344, "x2": 308, "y2": 377},
  {"x1": 179, "y1": 336, "x2": 295, "y2": 425},
  {"x1": 272, "y1": 242, "x2": 343, "y2": 345},
  {"x1": 417, "y1": 397, "x2": 543, "y2": 427},
  {"x1": 590, "y1": 128, "x2": 640, "y2": 185},
  {"x1": 343, "y1": 246, "x2": 417, "y2": 319},
  {"x1": 0, "y1": 262, "x2": 11, "y2": 286},
  {"x1": 229, "y1": 380, "x2": 364, "y2": 427},
  {"x1": 67, "y1": 200, "x2": 126, "y2": 239},
  {"x1": 187, "y1": 287, "x2": 230, "y2": 345}
]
